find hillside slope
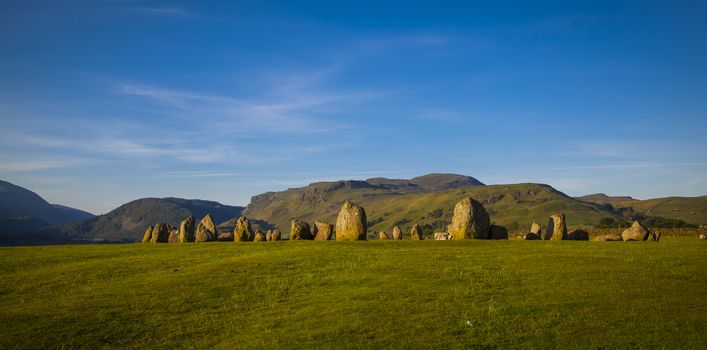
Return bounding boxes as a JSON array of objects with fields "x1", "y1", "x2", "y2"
[
  {"x1": 576, "y1": 194, "x2": 707, "y2": 225},
  {"x1": 0, "y1": 180, "x2": 94, "y2": 227},
  {"x1": 59, "y1": 198, "x2": 244, "y2": 242},
  {"x1": 243, "y1": 175, "x2": 620, "y2": 236}
]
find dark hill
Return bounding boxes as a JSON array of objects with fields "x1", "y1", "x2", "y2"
[{"x1": 59, "y1": 198, "x2": 244, "y2": 242}]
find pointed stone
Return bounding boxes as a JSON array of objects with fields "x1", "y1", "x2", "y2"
[
  {"x1": 411, "y1": 224, "x2": 423, "y2": 240},
  {"x1": 234, "y1": 216, "x2": 254, "y2": 242},
  {"x1": 178, "y1": 215, "x2": 195, "y2": 243},
  {"x1": 392, "y1": 226, "x2": 402, "y2": 240},
  {"x1": 142, "y1": 225, "x2": 153, "y2": 243},
  {"x1": 195, "y1": 214, "x2": 218, "y2": 242}
]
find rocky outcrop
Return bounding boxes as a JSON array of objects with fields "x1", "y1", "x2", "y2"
[
  {"x1": 410, "y1": 224, "x2": 423, "y2": 240},
  {"x1": 267, "y1": 229, "x2": 281, "y2": 241},
  {"x1": 178, "y1": 215, "x2": 195, "y2": 243},
  {"x1": 524, "y1": 233, "x2": 542, "y2": 240},
  {"x1": 142, "y1": 225, "x2": 153, "y2": 243},
  {"x1": 335, "y1": 201, "x2": 367, "y2": 241},
  {"x1": 392, "y1": 226, "x2": 402, "y2": 240},
  {"x1": 489, "y1": 225, "x2": 508, "y2": 240},
  {"x1": 596, "y1": 234, "x2": 623, "y2": 241},
  {"x1": 379, "y1": 231, "x2": 390, "y2": 240},
  {"x1": 567, "y1": 229, "x2": 589, "y2": 241},
  {"x1": 195, "y1": 214, "x2": 218, "y2": 242},
  {"x1": 545, "y1": 214, "x2": 567, "y2": 240},
  {"x1": 447, "y1": 197, "x2": 490, "y2": 240},
  {"x1": 621, "y1": 221, "x2": 650, "y2": 241},
  {"x1": 313, "y1": 221, "x2": 334, "y2": 240},
  {"x1": 234, "y1": 216, "x2": 254, "y2": 242},
  {"x1": 290, "y1": 219, "x2": 313, "y2": 240},
  {"x1": 530, "y1": 222, "x2": 542, "y2": 236},
  {"x1": 253, "y1": 230, "x2": 266, "y2": 242}
]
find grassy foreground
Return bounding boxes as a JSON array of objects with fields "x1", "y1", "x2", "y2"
[{"x1": 1, "y1": 239, "x2": 705, "y2": 349}]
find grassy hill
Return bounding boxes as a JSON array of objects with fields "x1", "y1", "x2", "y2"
[
  {"x1": 244, "y1": 177, "x2": 621, "y2": 236},
  {"x1": 0, "y1": 239, "x2": 704, "y2": 348},
  {"x1": 576, "y1": 193, "x2": 707, "y2": 226},
  {"x1": 59, "y1": 198, "x2": 244, "y2": 242}
]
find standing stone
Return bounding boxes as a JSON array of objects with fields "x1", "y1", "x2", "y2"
[
  {"x1": 411, "y1": 224, "x2": 423, "y2": 240},
  {"x1": 313, "y1": 220, "x2": 334, "y2": 240},
  {"x1": 447, "y1": 197, "x2": 491, "y2": 240},
  {"x1": 290, "y1": 219, "x2": 313, "y2": 240},
  {"x1": 267, "y1": 229, "x2": 282, "y2": 241},
  {"x1": 566, "y1": 230, "x2": 589, "y2": 241},
  {"x1": 545, "y1": 214, "x2": 567, "y2": 241},
  {"x1": 142, "y1": 225, "x2": 153, "y2": 243},
  {"x1": 234, "y1": 216, "x2": 254, "y2": 242},
  {"x1": 379, "y1": 231, "x2": 390, "y2": 240},
  {"x1": 150, "y1": 223, "x2": 171, "y2": 243},
  {"x1": 530, "y1": 222, "x2": 542, "y2": 236},
  {"x1": 168, "y1": 229, "x2": 180, "y2": 243},
  {"x1": 335, "y1": 201, "x2": 367, "y2": 241},
  {"x1": 392, "y1": 226, "x2": 403, "y2": 240},
  {"x1": 699, "y1": 234, "x2": 705, "y2": 240},
  {"x1": 621, "y1": 221, "x2": 650, "y2": 241},
  {"x1": 489, "y1": 225, "x2": 509, "y2": 240},
  {"x1": 253, "y1": 230, "x2": 267, "y2": 242},
  {"x1": 178, "y1": 215, "x2": 195, "y2": 243},
  {"x1": 195, "y1": 214, "x2": 218, "y2": 242}
]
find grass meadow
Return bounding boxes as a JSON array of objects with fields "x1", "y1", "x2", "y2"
[{"x1": 1, "y1": 238, "x2": 705, "y2": 349}]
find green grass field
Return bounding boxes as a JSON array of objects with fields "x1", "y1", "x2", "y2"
[{"x1": 1, "y1": 239, "x2": 706, "y2": 349}]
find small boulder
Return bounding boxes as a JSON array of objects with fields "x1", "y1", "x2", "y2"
[
  {"x1": 195, "y1": 214, "x2": 218, "y2": 242},
  {"x1": 335, "y1": 201, "x2": 367, "y2": 241},
  {"x1": 524, "y1": 233, "x2": 542, "y2": 240},
  {"x1": 545, "y1": 214, "x2": 567, "y2": 240},
  {"x1": 433, "y1": 232, "x2": 449, "y2": 240},
  {"x1": 489, "y1": 225, "x2": 509, "y2": 240},
  {"x1": 142, "y1": 225, "x2": 153, "y2": 243},
  {"x1": 290, "y1": 219, "x2": 313, "y2": 240},
  {"x1": 410, "y1": 224, "x2": 423, "y2": 240},
  {"x1": 379, "y1": 231, "x2": 390, "y2": 240},
  {"x1": 253, "y1": 230, "x2": 267, "y2": 242},
  {"x1": 392, "y1": 226, "x2": 403, "y2": 240},
  {"x1": 234, "y1": 216, "x2": 254, "y2": 242},
  {"x1": 647, "y1": 230, "x2": 661, "y2": 242},
  {"x1": 178, "y1": 215, "x2": 195, "y2": 243},
  {"x1": 566, "y1": 230, "x2": 589, "y2": 241},
  {"x1": 218, "y1": 231, "x2": 234, "y2": 241},
  {"x1": 621, "y1": 221, "x2": 650, "y2": 241},
  {"x1": 699, "y1": 233, "x2": 705, "y2": 240},
  {"x1": 595, "y1": 234, "x2": 623, "y2": 241},
  {"x1": 313, "y1": 221, "x2": 334, "y2": 240},
  {"x1": 447, "y1": 197, "x2": 491, "y2": 240}
]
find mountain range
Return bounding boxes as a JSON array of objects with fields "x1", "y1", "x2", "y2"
[{"x1": 1, "y1": 174, "x2": 705, "y2": 244}]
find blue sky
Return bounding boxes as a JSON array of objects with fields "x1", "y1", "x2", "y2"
[{"x1": 1, "y1": 1, "x2": 706, "y2": 214}]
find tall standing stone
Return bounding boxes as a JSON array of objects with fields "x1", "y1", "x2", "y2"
[
  {"x1": 142, "y1": 225, "x2": 153, "y2": 243},
  {"x1": 392, "y1": 226, "x2": 402, "y2": 240},
  {"x1": 335, "y1": 201, "x2": 367, "y2": 241},
  {"x1": 411, "y1": 224, "x2": 423, "y2": 240},
  {"x1": 313, "y1": 220, "x2": 334, "y2": 240},
  {"x1": 195, "y1": 214, "x2": 218, "y2": 242},
  {"x1": 150, "y1": 223, "x2": 171, "y2": 243},
  {"x1": 234, "y1": 216, "x2": 254, "y2": 242},
  {"x1": 178, "y1": 215, "x2": 195, "y2": 243},
  {"x1": 290, "y1": 219, "x2": 313, "y2": 240},
  {"x1": 168, "y1": 229, "x2": 180, "y2": 243},
  {"x1": 545, "y1": 214, "x2": 567, "y2": 240},
  {"x1": 447, "y1": 197, "x2": 491, "y2": 240}
]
